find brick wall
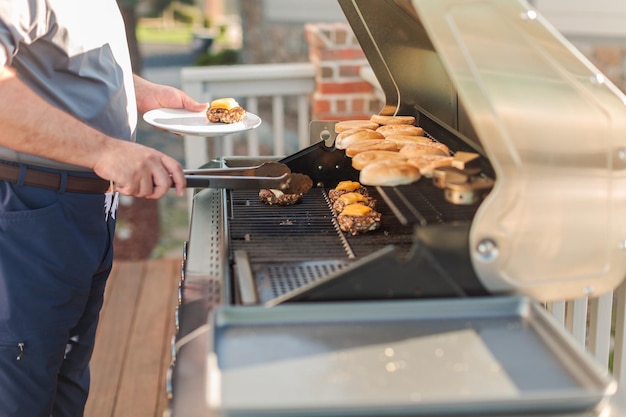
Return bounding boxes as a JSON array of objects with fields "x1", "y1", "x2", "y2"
[
  {"x1": 239, "y1": 1, "x2": 310, "y2": 64},
  {"x1": 305, "y1": 23, "x2": 382, "y2": 121},
  {"x1": 243, "y1": 16, "x2": 626, "y2": 122}
]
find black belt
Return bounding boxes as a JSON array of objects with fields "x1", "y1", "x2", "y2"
[{"x1": 0, "y1": 162, "x2": 111, "y2": 194}]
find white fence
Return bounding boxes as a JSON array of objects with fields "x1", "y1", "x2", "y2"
[
  {"x1": 180, "y1": 63, "x2": 626, "y2": 387},
  {"x1": 547, "y1": 283, "x2": 626, "y2": 386}
]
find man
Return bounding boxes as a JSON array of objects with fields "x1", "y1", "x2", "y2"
[{"x1": 0, "y1": 1, "x2": 206, "y2": 416}]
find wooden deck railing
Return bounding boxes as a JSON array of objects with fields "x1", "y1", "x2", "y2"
[
  {"x1": 547, "y1": 284, "x2": 626, "y2": 386},
  {"x1": 181, "y1": 62, "x2": 316, "y2": 171}
]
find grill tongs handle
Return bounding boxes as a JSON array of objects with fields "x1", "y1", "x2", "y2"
[{"x1": 183, "y1": 162, "x2": 313, "y2": 194}]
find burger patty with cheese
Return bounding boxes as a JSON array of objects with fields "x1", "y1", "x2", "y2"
[
  {"x1": 337, "y1": 203, "x2": 381, "y2": 235},
  {"x1": 328, "y1": 180, "x2": 369, "y2": 203},
  {"x1": 206, "y1": 97, "x2": 246, "y2": 124},
  {"x1": 332, "y1": 191, "x2": 376, "y2": 214}
]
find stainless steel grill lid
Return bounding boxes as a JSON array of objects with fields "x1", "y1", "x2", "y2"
[{"x1": 340, "y1": 0, "x2": 626, "y2": 300}]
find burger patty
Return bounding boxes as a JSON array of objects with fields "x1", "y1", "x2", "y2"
[
  {"x1": 332, "y1": 196, "x2": 377, "y2": 214},
  {"x1": 207, "y1": 106, "x2": 246, "y2": 124},
  {"x1": 259, "y1": 189, "x2": 302, "y2": 206},
  {"x1": 337, "y1": 210, "x2": 381, "y2": 235}
]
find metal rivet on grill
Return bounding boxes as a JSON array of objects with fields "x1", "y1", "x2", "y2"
[
  {"x1": 590, "y1": 73, "x2": 605, "y2": 85},
  {"x1": 618, "y1": 148, "x2": 626, "y2": 160},
  {"x1": 521, "y1": 10, "x2": 537, "y2": 20},
  {"x1": 619, "y1": 240, "x2": 626, "y2": 250},
  {"x1": 476, "y1": 239, "x2": 498, "y2": 261},
  {"x1": 583, "y1": 286, "x2": 594, "y2": 296}
]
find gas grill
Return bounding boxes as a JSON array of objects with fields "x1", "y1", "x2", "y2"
[
  {"x1": 169, "y1": 0, "x2": 626, "y2": 416},
  {"x1": 224, "y1": 135, "x2": 488, "y2": 307}
]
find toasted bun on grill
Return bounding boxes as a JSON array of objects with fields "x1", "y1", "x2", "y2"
[
  {"x1": 399, "y1": 142, "x2": 450, "y2": 158},
  {"x1": 384, "y1": 135, "x2": 434, "y2": 147},
  {"x1": 376, "y1": 124, "x2": 425, "y2": 137},
  {"x1": 345, "y1": 139, "x2": 399, "y2": 157},
  {"x1": 206, "y1": 98, "x2": 246, "y2": 124},
  {"x1": 359, "y1": 160, "x2": 421, "y2": 186},
  {"x1": 335, "y1": 130, "x2": 385, "y2": 150},
  {"x1": 336, "y1": 128, "x2": 372, "y2": 141},
  {"x1": 370, "y1": 114, "x2": 416, "y2": 125},
  {"x1": 406, "y1": 155, "x2": 455, "y2": 178},
  {"x1": 379, "y1": 104, "x2": 399, "y2": 116},
  {"x1": 334, "y1": 119, "x2": 380, "y2": 133},
  {"x1": 352, "y1": 150, "x2": 406, "y2": 171}
]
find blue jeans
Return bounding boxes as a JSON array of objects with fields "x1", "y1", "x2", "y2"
[{"x1": 0, "y1": 174, "x2": 115, "y2": 416}]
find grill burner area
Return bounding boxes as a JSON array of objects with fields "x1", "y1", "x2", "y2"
[{"x1": 227, "y1": 179, "x2": 481, "y2": 303}]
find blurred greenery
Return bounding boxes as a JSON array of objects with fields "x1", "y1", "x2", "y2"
[
  {"x1": 137, "y1": 23, "x2": 195, "y2": 44},
  {"x1": 194, "y1": 48, "x2": 240, "y2": 66},
  {"x1": 150, "y1": 0, "x2": 196, "y2": 16}
]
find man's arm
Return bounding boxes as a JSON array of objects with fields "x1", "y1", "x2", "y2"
[{"x1": 0, "y1": 67, "x2": 190, "y2": 198}]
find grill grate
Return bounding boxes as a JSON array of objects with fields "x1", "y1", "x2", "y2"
[
  {"x1": 229, "y1": 188, "x2": 347, "y2": 262},
  {"x1": 379, "y1": 181, "x2": 479, "y2": 226},
  {"x1": 227, "y1": 178, "x2": 480, "y2": 303}
]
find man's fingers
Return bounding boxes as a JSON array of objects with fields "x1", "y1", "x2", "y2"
[
  {"x1": 161, "y1": 157, "x2": 186, "y2": 196},
  {"x1": 95, "y1": 141, "x2": 186, "y2": 199},
  {"x1": 183, "y1": 95, "x2": 209, "y2": 112}
]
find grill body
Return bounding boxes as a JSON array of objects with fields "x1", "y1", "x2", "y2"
[{"x1": 169, "y1": 1, "x2": 626, "y2": 416}]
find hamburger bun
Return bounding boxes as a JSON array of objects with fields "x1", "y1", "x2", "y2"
[
  {"x1": 376, "y1": 124, "x2": 425, "y2": 137},
  {"x1": 345, "y1": 139, "x2": 399, "y2": 157},
  {"x1": 378, "y1": 104, "x2": 399, "y2": 116},
  {"x1": 335, "y1": 119, "x2": 380, "y2": 133},
  {"x1": 336, "y1": 128, "x2": 372, "y2": 141},
  {"x1": 385, "y1": 135, "x2": 434, "y2": 147},
  {"x1": 359, "y1": 160, "x2": 421, "y2": 186},
  {"x1": 406, "y1": 155, "x2": 455, "y2": 178},
  {"x1": 370, "y1": 114, "x2": 416, "y2": 125},
  {"x1": 399, "y1": 142, "x2": 450, "y2": 158},
  {"x1": 335, "y1": 130, "x2": 384, "y2": 150},
  {"x1": 352, "y1": 150, "x2": 406, "y2": 170}
]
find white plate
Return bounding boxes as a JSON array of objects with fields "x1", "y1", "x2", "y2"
[{"x1": 143, "y1": 108, "x2": 262, "y2": 137}]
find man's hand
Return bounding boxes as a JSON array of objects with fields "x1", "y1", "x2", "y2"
[
  {"x1": 92, "y1": 140, "x2": 186, "y2": 199},
  {"x1": 134, "y1": 75, "x2": 207, "y2": 114}
]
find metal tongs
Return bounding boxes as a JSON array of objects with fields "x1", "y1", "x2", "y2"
[{"x1": 183, "y1": 162, "x2": 313, "y2": 194}]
